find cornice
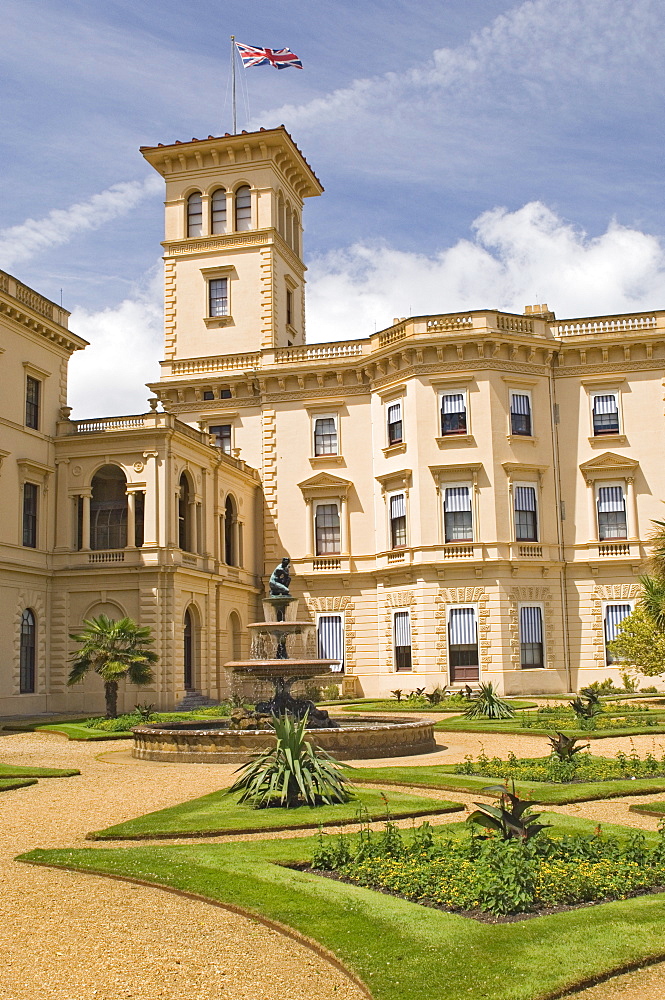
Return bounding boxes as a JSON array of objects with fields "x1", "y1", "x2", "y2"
[
  {"x1": 554, "y1": 359, "x2": 665, "y2": 377},
  {"x1": 0, "y1": 299, "x2": 86, "y2": 355}
]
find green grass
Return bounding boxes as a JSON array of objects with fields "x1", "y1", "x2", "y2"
[
  {"x1": 348, "y1": 764, "x2": 665, "y2": 804},
  {"x1": 0, "y1": 763, "x2": 80, "y2": 792},
  {"x1": 88, "y1": 786, "x2": 463, "y2": 840},
  {"x1": 339, "y1": 699, "x2": 536, "y2": 713},
  {"x1": 21, "y1": 812, "x2": 665, "y2": 1000},
  {"x1": 432, "y1": 716, "x2": 665, "y2": 738},
  {"x1": 0, "y1": 778, "x2": 38, "y2": 791},
  {"x1": 629, "y1": 801, "x2": 665, "y2": 818}
]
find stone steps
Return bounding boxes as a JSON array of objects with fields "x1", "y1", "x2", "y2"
[{"x1": 174, "y1": 691, "x2": 219, "y2": 712}]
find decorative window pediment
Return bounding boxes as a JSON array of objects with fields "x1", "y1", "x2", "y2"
[
  {"x1": 579, "y1": 452, "x2": 638, "y2": 480},
  {"x1": 298, "y1": 472, "x2": 352, "y2": 499}
]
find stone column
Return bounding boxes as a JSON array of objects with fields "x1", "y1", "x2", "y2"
[
  {"x1": 219, "y1": 509, "x2": 226, "y2": 563},
  {"x1": 80, "y1": 491, "x2": 91, "y2": 550},
  {"x1": 340, "y1": 495, "x2": 348, "y2": 555},
  {"x1": 627, "y1": 477, "x2": 638, "y2": 541},
  {"x1": 305, "y1": 498, "x2": 313, "y2": 556},
  {"x1": 189, "y1": 499, "x2": 199, "y2": 554},
  {"x1": 142, "y1": 451, "x2": 159, "y2": 547},
  {"x1": 126, "y1": 489, "x2": 136, "y2": 548}
]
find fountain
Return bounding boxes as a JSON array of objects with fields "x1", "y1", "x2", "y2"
[{"x1": 132, "y1": 558, "x2": 436, "y2": 762}]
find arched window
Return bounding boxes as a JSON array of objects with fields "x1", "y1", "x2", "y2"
[
  {"x1": 20, "y1": 609, "x2": 36, "y2": 694},
  {"x1": 224, "y1": 495, "x2": 236, "y2": 565},
  {"x1": 292, "y1": 211, "x2": 300, "y2": 256},
  {"x1": 187, "y1": 192, "x2": 203, "y2": 237},
  {"x1": 285, "y1": 205, "x2": 293, "y2": 248},
  {"x1": 278, "y1": 194, "x2": 285, "y2": 237},
  {"x1": 90, "y1": 466, "x2": 127, "y2": 550},
  {"x1": 228, "y1": 611, "x2": 242, "y2": 661},
  {"x1": 211, "y1": 188, "x2": 226, "y2": 234},
  {"x1": 184, "y1": 609, "x2": 193, "y2": 690},
  {"x1": 235, "y1": 185, "x2": 251, "y2": 231},
  {"x1": 178, "y1": 474, "x2": 191, "y2": 551}
]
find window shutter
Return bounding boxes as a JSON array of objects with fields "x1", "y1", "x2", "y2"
[
  {"x1": 318, "y1": 615, "x2": 344, "y2": 672},
  {"x1": 390, "y1": 493, "x2": 406, "y2": 518},
  {"x1": 597, "y1": 486, "x2": 624, "y2": 512},
  {"x1": 448, "y1": 607, "x2": 477, "y2": 644},
  {"x1": 511, "y1": 393, "x2": 531, "y2": 416},
  {"x1": 604, "y1": 604, "x2": 631, "y2": 642},
  {"x1": 393, "y1": 611, "x2": 411, "y2": 646},
  {"x1": 441, "y1": 393, "x2": 465, "y2": 414},
  {"x1": 444, "y1": 486, "x2": 471, "y2": 512},
  {"x1": 519, "y1": 606, "x2": 543, "y2": 644},
  {"x1": 388, "y1": 402, "x2": 401, "y2": 424},
  {"x1": 593, "y1": 394, "x2": 618, "y2": 414}
]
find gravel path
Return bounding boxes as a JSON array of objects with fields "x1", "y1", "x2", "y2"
[{"x1": 3, "y1": 725, "x2": 665, "y2": 999}]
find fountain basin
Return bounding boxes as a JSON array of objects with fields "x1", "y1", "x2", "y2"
[{"x1": 131, "y1": 716, "x2": 436, "y2": 763}]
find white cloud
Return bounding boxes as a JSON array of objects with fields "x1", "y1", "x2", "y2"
[
  {"x1": 0, "y1": 176, "x2": 162, "y2": 269},
  {"x1": 306, "y1": 203, "x2": 665, "y2": 342},
  {"x1": 67, "y1": 265, "x2": 163, "y2": 418}
]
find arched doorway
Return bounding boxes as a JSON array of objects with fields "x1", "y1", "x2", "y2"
[{"x1": 184, "y1": 609, "x2": 193, "y2": 690}]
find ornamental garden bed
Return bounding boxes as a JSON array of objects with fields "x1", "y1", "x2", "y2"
[
  {"x1": 433, "y1": 705, "x2": 665, "y2": 738},
  {"x1": 339, "y1": 698, "x2": 536, "y2": 713},
  {"x1": 87, "y1": 786, "x2": 463, "y2": 840},
  {"x1": 0, "y1": 763, "x2": 80, "y2": 792},
  {"x1": 21, "y1": 812, "x2": 665, "y2": 1000}
]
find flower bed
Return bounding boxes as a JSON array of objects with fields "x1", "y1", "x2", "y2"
[
  {"x1": 455, "y1": 749, "x2": 665, "y2": 783},
  {"x1": 311, "y1": 817, "x2": 665, "y2": 917}
]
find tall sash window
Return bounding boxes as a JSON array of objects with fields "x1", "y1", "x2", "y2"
[
  {"x1": 448, "y1": 607, "x2": 479, "y2": 681},
  {"x1": 314, "y1": 416, "x2": 338, "y2": 456},
  {"x1": 390, "y1": 493, "x2": 407, "y2": 548},
  {"x1": 387, "y1": 402, "x2": 403, "y2": 445},
  {"x1": 393, "y1": 611, "x2": 412, "y2": 671},
  {"x1": 317, "y1": 615, "x2": 344, "y2": 673},
  {"x1": 514, "y1": 486, "x2": 538, "y2": 542},
  {"x1": 519, "y1": 606, "x2": 544, "y2": 668},
  {"x1": 440, "y1": 393, "x2": 467, "y2": 435},
  {"x1": 444, "y1": 486, "x2": 473, "y2": 542},
  {"x1": 315, "y1": 504, "x2": 341, "y2": 555},
  {"x1": 604, "y1": 603, "x2": 632, "y2": 664},
  {"x1": 597, "y1": 485, "x2": 627, "y2": 540},
  {"x1": 510, "y1": 392, "x2": 532, "y2": 436}
]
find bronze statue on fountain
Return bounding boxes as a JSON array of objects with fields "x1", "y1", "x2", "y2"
[{"x1": 224, "y1": 557, "x2": 340, "y2": 728}]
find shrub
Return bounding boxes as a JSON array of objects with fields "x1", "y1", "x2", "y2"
[
  {"x1": 464, "y1": 682, "x2": 515, "y2": 720},
  {"x1": 455, "y1": 749, "x2": 665, "y2": 783},
  {"x1": 467, "y1": 784, "x2": 550, "y2": 841},
  {"x1": 228, "y1": 712, "x2": 351, "y2": 808},
  {"x1": 547, "y1": 731, "x2": 590, "y2": 762}
]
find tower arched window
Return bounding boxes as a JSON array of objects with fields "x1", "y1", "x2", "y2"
[
  {"x1": 286, "y1": 205, "x2": 293, "y2": 248},
  {"x1": 224, "y1": 495, "x2": 236, "y2": 565},
  {"x1": 278, "y1": 195, "x2": 285, "y2": 237},
  {"x1": 90, "y1": 465, "x2": 127, "y2": 550},
  {"x1": 20, "y1": 609, "x2": 36, "y2": 694},
  {"x1": 235, "y1": 185, "x2": 251, "y2": 232},
  {"x1": 187, "y1": 192, "x2": 203, "y2": 237},
  {"x1": 211, "y1": 188, "x2": 227, "y2": 234},
  {"x1": 292, "y1": 211, "x2": 300, "y2": 256},
  {"x1": 178, "y1": 474, "x2": 191, "y2": 551}
]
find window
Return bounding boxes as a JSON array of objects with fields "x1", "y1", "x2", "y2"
[
  {"x1": 25, "y1": 376, "x2": 40, "y2": 429},
  {"x1": 187, "y1": 192, "x2": 203, "y2": 237},
  {"x1": 209, "y1": 277, "x2": 228, "y2": 317},
  {"x1": 178, "y1": 474, "x2": 190, "y2": 551},
  {"x1": 604, "y1": 603, "x2": 632, "y2": 664},
  {"x1": 210, "y1": 424, "x2": 232, "y2": 455},
  {"x1": 389, "y1": 493, "x2": 407, "y2": 548},
  {"x1": 315, "y1": 503, "x2": 340, "y2": 555},
  {"x1": 225, "y1": 495, "x2": 236, "y2": 565},
  {"x1": 235, "y1": 185, "x2": 251, "y2": 231},
  {"x1": 317, "y1": 615, "x2": 344, "y2": 672},
  {"x1": 286, "y1": 288, "x2": 293, "y2": 327},
  {"x1": 448, "y1": 606, "x2": 479, "y2": 682},
  {"x1": 592, "y1": 393, "x2": 620, "y2": 435},
  {"x1": 387, "y1": 401, "x2": 403, "y2": 445},
  {"x1": 510, "y1": 392, "x2": 532, "y2": 436},
  {"x1": 90, "y1": 466, "x2": 127, "y2": 550},
  {"x1": 211, "y1": 188, "x2": 226, "y2": 234},
  {"x1": 597, "y1": 485, "x2": 627, "y2": 540},
  {"x1": 220, "y1": 388, "x2": 232, "y2": 399},
  {"x1": 313, "y1": 415, "x2": 338, "y2": 456},
  {"x1": 203, "y1": 390, "x2": 215, "y2": 401},
  {"x1": 19, "y1": 609, "x2": 36, "y2": 693},
  {"x1": 393, "y1": 611, "x2": 412, "y2": 671},
  {"x1": 444, "y1": 486, "x2": 473, "y2": 542},
  {"x1": 440, "y1": 392, "x2": 467, "y2": 435},
  {"x1": 520, "y1": 606, "x2": 544, "y2": 668},
  {"x1": 22, "y1": 482, "x2": 38, "y2": 548},
  {"x1": 514, "y1": 485, "x2": 538, "y2": 542}
]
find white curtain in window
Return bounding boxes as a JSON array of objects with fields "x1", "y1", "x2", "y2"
[
  {"x1": 593, "y1": 394, "x2": 618, "y2": 414},
  {"x1": 514, "y1": 486, "x2": 536, "y2": 511},
  {"x1": 449, "y1": 607, "x2": 477, "y2": 644},
  {"x1": 520, "y1": 606, "x2": 543, "y2": 643},
  {"x1": 393, "y1": 611, "x2": 411, "y2": 646},
  {"x1": 318, "y1": 615, "x2": 344, "y2": 672},
  {"x1": 511, "y1": 393, "x2": 531, "y2": 415},
  {"x1": 390, "y1": 493, "x2": 406, "y2": 518},
  {"x1": 597, "y1": 486, "x2": 624, "y2": 512},
  {"x1": 441, "y1": 393, "x2": 465, "y2": 414},
  {"x1": 604, "y1": 604, "x2": 631, "y2": 642},
  {"x1": 387, "y1": 402, "x2": 401, "y2": 423},
  {"x1": 444, "y1": 486, "x2": 471, "y2": 512}
]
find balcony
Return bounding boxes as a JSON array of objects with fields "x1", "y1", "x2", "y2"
[{"x1": 509, "y1": 543, "x2": 549, "y2": 561}]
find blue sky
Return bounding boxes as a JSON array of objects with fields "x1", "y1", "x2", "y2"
[{"x1": 1, "y1": 0, "x2": 664, "y2": 415}]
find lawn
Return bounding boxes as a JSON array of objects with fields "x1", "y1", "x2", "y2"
[
  {"x1": 88, "y1": 786, "x2": 463, "y2": 839},
  {"x1": 338, "y1": 699, "x2": 536, "y2": 713},
  {"x1": 0, "y1": 762, "x2": 80, "y2": 792},
  {"x1": 20, "y1": 812, "x2": 665, "y2": 1000},
  {"x1": 630, "y1": 802, "x2": 665, "y2": 818},
  {"x1": 348, "y1": 763, "x2": 665, "y2": 804},
  {"x1": 432, "y1": 714, "x2": 665, "y2": 739}
]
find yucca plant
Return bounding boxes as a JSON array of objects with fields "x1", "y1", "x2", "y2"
[
  {"x1": 464, "y1": 682, "x2": 515, "y2": 719},
  {"x1": 548, "y1": 731, "x2": 590, "y2": 762},
  {"x1": 570, "y1": 689, "x2": 602, "y2": 720},
  {"x1": 467, "y1": 783, "x2": 550, "y2": 841},
  {"x1": 228, "y1": 713, "x2": 352, "y2": 809}
]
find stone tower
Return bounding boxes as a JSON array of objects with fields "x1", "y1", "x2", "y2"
[{"x1": 141, "y1": 126, "x2": 324, "y2": 363}]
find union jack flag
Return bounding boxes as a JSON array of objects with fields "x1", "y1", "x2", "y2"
[{"x1": 235, "y1": 42, "x2": 302, "y2": 70}]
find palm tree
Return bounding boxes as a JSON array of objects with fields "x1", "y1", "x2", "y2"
[
  {"x1": 647, "y1": 519, "x2": 665, "y2": 579},
  {"x1": 68, "y1": 615, "x2": 157, "y2": 718},
  {"x1": 639, "y1": 575, "x2": 665, "y2": 632}
]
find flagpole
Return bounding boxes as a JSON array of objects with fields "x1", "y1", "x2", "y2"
[{"x1": 231, "y1": 35, "x2": 237, "y2": 134}]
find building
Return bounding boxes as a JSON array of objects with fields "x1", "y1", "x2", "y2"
[{"x1": 1, "y1": 125, "x2": 664, "y2": 714}]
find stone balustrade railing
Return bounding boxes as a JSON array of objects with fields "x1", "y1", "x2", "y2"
[{"x1": 553, "y1": 312, "x2": 663, "y2": 337}]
